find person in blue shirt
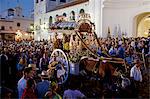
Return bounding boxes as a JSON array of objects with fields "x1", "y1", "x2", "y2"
[
  {"x1": 109, "y1": 45, "x2": 117, "y2": 57},
  {"x1": 97, "y1": 47, "x2": 102, "y2": 57},
  {"x1": 125, "y1": 52, "x2": 134, "y2": 67},
  {"x1": 36, "y1": 71, "x2": 50, "y2": 99},
  {"x1": 17, "y1": 67, "x2": 33, "y2": 99},
  {"x1": 17, "y1": 56, "x2": 27, "y2": 71},
  {"x1": 117, "y1": 44, "x2": 125, "y2": 59}
]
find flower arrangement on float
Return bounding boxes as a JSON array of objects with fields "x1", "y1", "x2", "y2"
[
  {"x1": 68, "y1": 50, "x2": 89, "y2": 75},
  {"x1": 68, "y1": 52, "x2": 80, "y2": 63},
  {"x1": 68, "y1": 51, "x2": 80, "y2": 75},
  {"x1": 68, "y1": 50, "x2": 88, "y2": 63}
]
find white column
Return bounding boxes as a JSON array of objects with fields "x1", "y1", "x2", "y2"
[
  {"x1": 89, "y1": 0, "x2": 95, "y2": 23},
  {"x1": 94, "y1": 0, "x2": 103, "y2": 37}
]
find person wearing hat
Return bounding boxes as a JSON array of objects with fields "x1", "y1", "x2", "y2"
[
  {"x1": 35, "y1": 70, "x2": 50, "y2": 99},
  {"x1": 47, "y1": 61, "x2": 58, "y2": 82},
  {"x1": 28, "y1": 63, "x2": 43, "y2": 84},
  {"x1": 47, "y1": 61, "x2": 57, "y2": 75},
  {"x1": 130, "y1": 59, "x2": 143, "y2": 97},
  {"x1": 28, "y1": 64, "x2": 39, "y2": 77}
]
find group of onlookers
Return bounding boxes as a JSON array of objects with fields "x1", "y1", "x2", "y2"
[
  {"x1": 0, "y1": 36, "x2": 149, "y2": 98},
  {"x1": 17, "y1": 66, "x2": 85, "y2": 99},
  {"x1": 0, "y1": 40, "x2": 85, "y2": 98}
]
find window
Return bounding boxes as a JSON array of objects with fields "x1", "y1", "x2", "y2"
[
  {"x1": 79, "y1": 9, "x2": 85, "y2": 14},
  {"x1": 49, "y1": 16, "x2": 53, "y2": 25},
  {"x1": 60, "y1": 0, "x2": 66, "y2": 2},
  {"x1": 39, "y1": 19, "x2": 42, "y2": 25},
  {"x1": 1, "y1": 26, "x2": 5, "y2": 30},
  {"x1": 63, "y1": 13, "x2": 67, "y2": 17},
  {"x1": 36, "y1": 0, "x2": 38, "y2": 3},
  {"x1": 17, "y1": 23, "x2": 20, "y2": 27},
  {"x1": 8, "y1": 10, "x2": 14, "y2": 16},
  {"x1": 55, "y1": 15, "x2": 59, "y2": 21},
  {"x1": 8, "y1": 8, "x2": 14, "y2": 16},
  {"x1": 9, "y1": 26, "x2": 12, "y2": 30},
  {"x1": 50, "y1": 0, "x2": 56, "y2": 1},
  {"x1": 70, "y1": 11, "x2": 75, "y2": 21}
]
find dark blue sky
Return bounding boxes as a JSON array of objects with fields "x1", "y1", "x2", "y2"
[{"x1": 0, "y1": 0, "x2": 34, "y2": 17}]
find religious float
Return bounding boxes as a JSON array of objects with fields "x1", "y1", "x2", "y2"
[{"x1": 48, "y1": 13, "x2": 128, "y2": 85}]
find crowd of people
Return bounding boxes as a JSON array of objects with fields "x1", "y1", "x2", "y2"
[{"x1": 0, "y1": 36, "x2": 149, "y2": 98}]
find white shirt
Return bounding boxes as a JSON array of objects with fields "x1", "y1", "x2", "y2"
[
  {"x1": 131, "y1": 41, "x2": 135, "y2": 47},
  {"x1": 57, "y1": 67, "x2": 65, "y2": 78},
  {"x1": 130, "y1": 65, "x2": 142, "y2": 82},
  {"x1": 119, "y1": 41, "x2": 123, "y2": 45}
]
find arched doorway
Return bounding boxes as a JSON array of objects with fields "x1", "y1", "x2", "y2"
[{"x1": 134, "y1": 12, "x2": 150, "y2": 37}]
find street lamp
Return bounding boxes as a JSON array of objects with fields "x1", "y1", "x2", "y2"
[
  {"x1": 15, "y1": 30, "x2": 22, "y2": 41},
  {"x1": 16, "y1": 30, "x2": 22, "y2": 36},
  {"x1": 30, "y1": 25, "x2": 34, "y2": 30},
  {"x1": 29, "y1": 24, "x2": 34, "y2": 40}
]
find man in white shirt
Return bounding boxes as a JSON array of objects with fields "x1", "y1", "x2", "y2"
[
  {"x1": 130, "y1": 59, "x2": 142, "y2": 82},
  {"x1": 57, "y1": 63, "x2": 66, "y2": 84},
  {"x1": 130, "y1": 59, "x2": 142, "y2": 97}
]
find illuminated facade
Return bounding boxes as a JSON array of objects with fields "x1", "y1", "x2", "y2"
[
  {"x1": 34, "y1": 0, "x2": 150, "y2": 40},
  {"x1": 0, "y1": 7, "x2": 34, "y2": 41}
]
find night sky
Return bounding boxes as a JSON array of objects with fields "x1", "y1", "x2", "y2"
[{"x1": 0, "y1": 0, "x2": 34, "y2": 17}]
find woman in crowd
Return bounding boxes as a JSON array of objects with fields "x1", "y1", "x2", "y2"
[
  {"x1": 18, "y1": 67, "x2": 34, "y2": 99},
  {"x1": 17, "y1": 57, "x2": 27, "y2": 71},
  {"x1": 22, "y1": 78, "x2": 37, "y2": 99}
]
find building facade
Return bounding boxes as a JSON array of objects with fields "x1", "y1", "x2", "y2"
[
  {"x1": 0, "y1": 7, "x2": 34, "y2": 41},
  {"x1": 34, "y1": 0, "x2": 150, "y2": 41}
]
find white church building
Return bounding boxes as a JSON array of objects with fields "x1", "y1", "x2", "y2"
[{"x1": 34, "y1": 0, "x2": 150, "y2": 41}]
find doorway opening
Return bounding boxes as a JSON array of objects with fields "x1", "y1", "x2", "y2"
[{"x1": 134, "y1": 12, "x2": 150, "y2": 37}]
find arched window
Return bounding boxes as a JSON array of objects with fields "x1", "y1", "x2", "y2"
[
  {"x1": 79, "y1": 9, "x2": 85, "y2": 14},
  {"x1": 8, "y1": 8, "x2": 14, "y2": 16},
  {"x1": 63, "y1": 13, "x2": 67, "y2": 17},
  {"x1": 70, "y1": 11, "x2": 75, "y2": 21},
  {"x1": 49, "y1": 16, "x2": 53, "y2": 25}
]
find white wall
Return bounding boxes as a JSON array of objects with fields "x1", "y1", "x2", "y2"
[
  {"x1": 45, "y1": 2, "x2": 89, "y2": 21},
  {"x1": 34, "y1": 0, "x2": 150, "y2": 40},
  {"x1": 13, "y1": 18, "x2": 33, "y2": 31},
  {"x1": 0, "y1": 18, "x2": 33, "y2": 32},
  {"x1": 102, "y1": 0, "x2": 150, "y2": 37}
]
